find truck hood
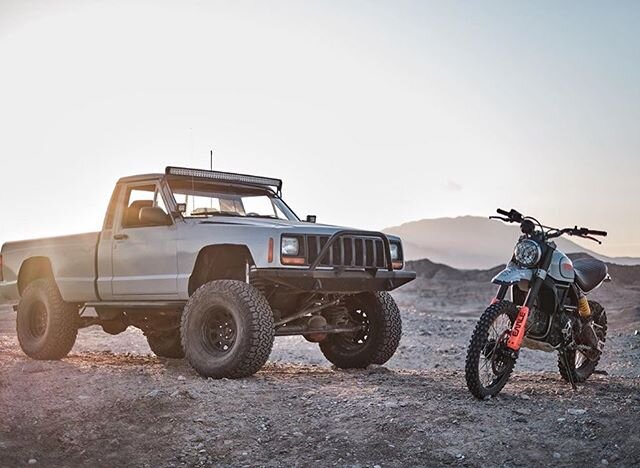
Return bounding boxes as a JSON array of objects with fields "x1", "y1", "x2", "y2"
[{"x1": 192, "y1": 217, "x2": 400, "y2": 240}]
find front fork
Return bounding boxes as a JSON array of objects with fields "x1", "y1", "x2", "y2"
[{"x1": 490, "y1": 272, "x2": 547, "y2": 353}]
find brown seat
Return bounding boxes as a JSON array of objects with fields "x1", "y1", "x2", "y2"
[
  {"x1": 123, "y1": 200, "x2": 154, "y2": 227},
  {"x1": 573, "y1": 258, "x2": 608, "y2": 292}
]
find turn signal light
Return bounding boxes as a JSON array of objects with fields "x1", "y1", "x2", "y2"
[
  {"x1": 392, "y1": 261, "x2": 403, "y2": 270},
  {"x1": 267, "y1": 238, "x2": 274, "y2": 263},
  {"x1": 282, "y1": 257, "x2": 306, "y2": 265}
]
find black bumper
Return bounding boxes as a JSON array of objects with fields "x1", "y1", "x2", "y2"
[{"x1": 251, "y1": 268, "x2": 416, "y2": 293}]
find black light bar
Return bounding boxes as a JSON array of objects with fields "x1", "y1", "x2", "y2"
[{"x1": 165, "y1": 166, "x2": 283, "y2": 193}]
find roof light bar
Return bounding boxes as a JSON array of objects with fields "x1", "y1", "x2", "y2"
[{"x1": 165, "y1": 166, "x2": 283, "y2": 193}]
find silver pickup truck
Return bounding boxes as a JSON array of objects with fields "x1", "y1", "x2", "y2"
[{"x1": 0, "y1": 167, "x2": 415, "y2": 378}]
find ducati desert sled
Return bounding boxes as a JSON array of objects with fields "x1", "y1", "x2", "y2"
[{"x1": 465, "y1": 208, "x2": 610, "y2": 399}]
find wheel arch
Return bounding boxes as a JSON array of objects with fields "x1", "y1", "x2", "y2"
[
  {"x1": 18, "y1": 256, "x2": 55, "y2": 295},
  {"x1": 188, "y1": 244, "x2": 255, "y2": 296}
]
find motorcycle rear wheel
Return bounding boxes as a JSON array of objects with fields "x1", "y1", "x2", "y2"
[
  {"x1": 558, "y1": 301, "x2": 607, "y2": 383},
  {"x1": 465, "y1": 301, "x2": 518, "y2": 399}
]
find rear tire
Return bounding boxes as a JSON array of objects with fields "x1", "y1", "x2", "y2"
[
  {"x1": 181, "y1": 280, "x2": 274, "y2": 379},
  {"x1": 465, "y1": 301, "x2": 518, "y2": 399},
  {"x1": 16, "y1": 278, "x2": 78, "y2": 360},
  {"x1": 147, "y1": 331, "x2": 185, "y2": 359},
  {"x1": 319, "y1": 292, "x2": 402, "y2": 369},
  {"x1": 558, "y1": 301, "x2": 607, "y2": 383}
]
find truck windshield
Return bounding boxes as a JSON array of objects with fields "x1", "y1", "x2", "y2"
[{"x1": 167, "y1": 179, "x2": 298, "y2": 221}]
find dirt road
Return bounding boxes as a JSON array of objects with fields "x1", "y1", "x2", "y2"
[{"x1": 1, "y1": 281, "x2": 639, "y2": 467}]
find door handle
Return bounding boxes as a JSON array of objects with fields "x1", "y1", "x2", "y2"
[{"x1": 113, "y1": 233, "x2": 129, "y2": 240}]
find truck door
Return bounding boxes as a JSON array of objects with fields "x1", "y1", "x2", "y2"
[{"x1": 110, "y1": 182, "x2": 178, "y2": 298}]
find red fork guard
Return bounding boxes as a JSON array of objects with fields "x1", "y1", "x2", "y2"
[{"x1": 507, "y1": 306, "x2": 530, "y2": 351}]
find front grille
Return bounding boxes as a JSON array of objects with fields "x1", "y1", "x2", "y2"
[{"x1": 304, "y1": 234, "x2": 388, "y2": 269}]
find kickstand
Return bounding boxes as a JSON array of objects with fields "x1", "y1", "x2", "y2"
[{"x1": 561, "y1": 351, "x2": 577, "y2": 391}]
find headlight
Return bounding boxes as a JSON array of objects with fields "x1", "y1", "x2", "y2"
[
  {"x1": 281, "y1": 237, "x2": 300, "y2": 256},
  {"x1": 514, "y1": 239, "x2": 542, "y2": 267},
  {"x1": 390, "y1": 243, "x2": 400, "y2": 261}
]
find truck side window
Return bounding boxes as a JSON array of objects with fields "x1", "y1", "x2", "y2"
[{"x1": 122, "y1": 185, "x2": 169, "y2": 228}]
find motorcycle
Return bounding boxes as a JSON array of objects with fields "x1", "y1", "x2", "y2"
[{"x1": 465, "y1": 208, "x2": 610, "y2": 399}]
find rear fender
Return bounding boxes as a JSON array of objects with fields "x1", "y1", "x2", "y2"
[{"x1": 492, "y1": 263, "x2": 533, "y2": 286}]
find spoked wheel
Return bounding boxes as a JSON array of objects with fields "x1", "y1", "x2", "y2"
[
  {"x1": 465, "y1": 301, "x2": 518, "y2": 399},
  {"x1": 558, "y1": 301, "x2": 607, "y2": 384},
  {"x1": 319, "y1": 292, "x2": 402, "y2": 369}
]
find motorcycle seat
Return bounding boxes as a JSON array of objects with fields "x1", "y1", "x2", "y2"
[{"x1": 573, "y1": 258, "x2": 608, "y2": 292}]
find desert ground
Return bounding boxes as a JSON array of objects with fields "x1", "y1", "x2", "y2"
[{"x1": 1, "y1": 267, "x2": 639, "y2": 467}]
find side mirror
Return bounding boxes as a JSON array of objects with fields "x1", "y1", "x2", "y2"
[
  {"x1": 139, "y1": 207, "x2": 171, "y2": 226},
  {"x1": 177, "y1": 203, "x2": 187, "y2": 214},
  {"x1": 306, "y1": 215, "x2": 317, "y2": 223}
]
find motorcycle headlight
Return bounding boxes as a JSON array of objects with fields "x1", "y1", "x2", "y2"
[
  {"x1": 281, "y1": 237, "x2": 300, "y2": 256},
  {"x1": 514, "y1": 239, "x2": 542, "y2": 267}
]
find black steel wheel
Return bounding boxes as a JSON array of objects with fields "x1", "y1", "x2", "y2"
[
  {"x1": 319, "y1": 292, "x2": 402, "y2": 369},
  {"x1": 181, "y1": 280, "x2": 274, "y2": 379},
  {"x1": 558, "y1": 301, "x2": 607, "y2": 383},
  {"x1": 465, "y1": 301, "x2": 518, "y2": 399},
  {"x1": 16, "y1": 278, "x2": 78, "y2": 360}
]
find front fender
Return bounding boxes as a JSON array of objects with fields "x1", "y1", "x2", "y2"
[{"x1": 492, "y1": 263, "x2": 533, "y2": 285}]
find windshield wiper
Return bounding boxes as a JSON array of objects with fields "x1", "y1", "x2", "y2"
[
  {"x1": 245, "y1": 214, "x2": 279, "y2": 219},
  {"x1": 188, "y1": 211, "x2": 242, "y2": 218}
]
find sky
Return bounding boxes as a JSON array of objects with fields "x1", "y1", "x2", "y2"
[{"x1": 0, "y1": 0, "x2": 638, "y2": 257}]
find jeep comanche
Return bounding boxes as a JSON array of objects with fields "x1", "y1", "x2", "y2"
[{"x1": 0, "y1": 167, "x2": 416, "y2": 378}]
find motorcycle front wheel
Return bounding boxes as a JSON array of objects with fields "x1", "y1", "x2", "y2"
[{"x1": 465, "y1": 300, "x2": 518, "y2": 399}]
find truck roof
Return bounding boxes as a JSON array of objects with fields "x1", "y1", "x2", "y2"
[{"x1": 116, "y1": 167, "x2": 283, "y2": 194}]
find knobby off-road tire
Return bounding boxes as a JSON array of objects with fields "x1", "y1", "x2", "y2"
[
  {"x1": 558, "y1": 301, "x2": 607, "y2": 383},
  {"x1": 16, "y1": 278, "x2": 78, "y2": 360},
  {"x1": 465, "y1": 301, "x2": 518, "y2": 399},
  {"x1": 181, "y1": 280, "x2": 274, "y2": 379},
  {"x1": 319, "y1": 292, "x2": 402, "y2": 369},
  {"x1": 147, "y1": 330, "x2": 185, "y2": 359}
]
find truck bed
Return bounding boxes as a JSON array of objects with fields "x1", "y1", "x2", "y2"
[{"x1": 1, "y1": 232, "x2": 100, "y2": 302}]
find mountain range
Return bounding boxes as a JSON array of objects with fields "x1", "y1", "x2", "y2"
[{"x1": 384, "y1": 216, "x2": 640, "y2": 269}]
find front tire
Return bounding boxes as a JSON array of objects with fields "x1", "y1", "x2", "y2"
[
  {"x1": 16, "y1": 278, "x2": 78, "y2": 360},
  {"x1": 319, "y1": 292, "x2": 402, "y2": 369},
  {"x1": 181, "y1": 280, "x2": 274, "y2": 379},
  {"x1": 465, "y1": 301, "x2": 518, "y2": 399},
  {"x1": 558, "y1": 301, "x2": 607, "y2": 383}
]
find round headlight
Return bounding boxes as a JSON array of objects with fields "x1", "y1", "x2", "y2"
[
  {"x1": 389, "y1": 243, "x2": 400, "y2": 261},
  {"x1": 281, "y1": 237, "x2": 300, "y2": 256},
  {"x1": 514, "y1": 239, "x2": 542, "y2": 267}
]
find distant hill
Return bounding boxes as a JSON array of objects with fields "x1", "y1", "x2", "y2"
[
  {"x1": 406, "y1": 258, "x2": 504, "y2": 282},
  {"x1": 385, "y1": 216, "x2": 640, "y2": 269},
  {"x1": 407, "y1": 253, "x2": 640, "y2": 285}
]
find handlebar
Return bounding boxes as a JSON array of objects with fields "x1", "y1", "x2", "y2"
[
  {"x1": 495, "y1": 208, "x2": 523, "y2": 223},
  {"x1": 491, "y1": 208, "x2": 607, "y2": 243},
  {"x1": 587, "y1": 229, "x2": 608, "y2": 237}
]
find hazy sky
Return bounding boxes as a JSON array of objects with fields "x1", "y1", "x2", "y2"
[{"x1": 1, "y1": 1, "x2": 638, "y2": 257}]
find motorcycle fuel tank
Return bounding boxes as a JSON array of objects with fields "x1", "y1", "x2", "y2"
[{"x1": 548, "y1": 249, "x2": 575, "y2": 283}]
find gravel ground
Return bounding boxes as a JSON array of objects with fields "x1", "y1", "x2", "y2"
[{"x1": 1, "y1": 280, "x2": 639, "y2": 467}]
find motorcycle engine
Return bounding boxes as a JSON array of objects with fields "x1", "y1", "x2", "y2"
[{"x1": 525, "y1": 307, "x2": 549, "y2": 338}]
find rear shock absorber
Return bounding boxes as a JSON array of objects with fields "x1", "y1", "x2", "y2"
[{"x1": 578, "y1": 294, "x2": 592, "y2": 319}]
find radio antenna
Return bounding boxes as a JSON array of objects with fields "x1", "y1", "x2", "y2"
[{"x1": 210, "y1": 149, "x2": 213, "y2": 171}]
